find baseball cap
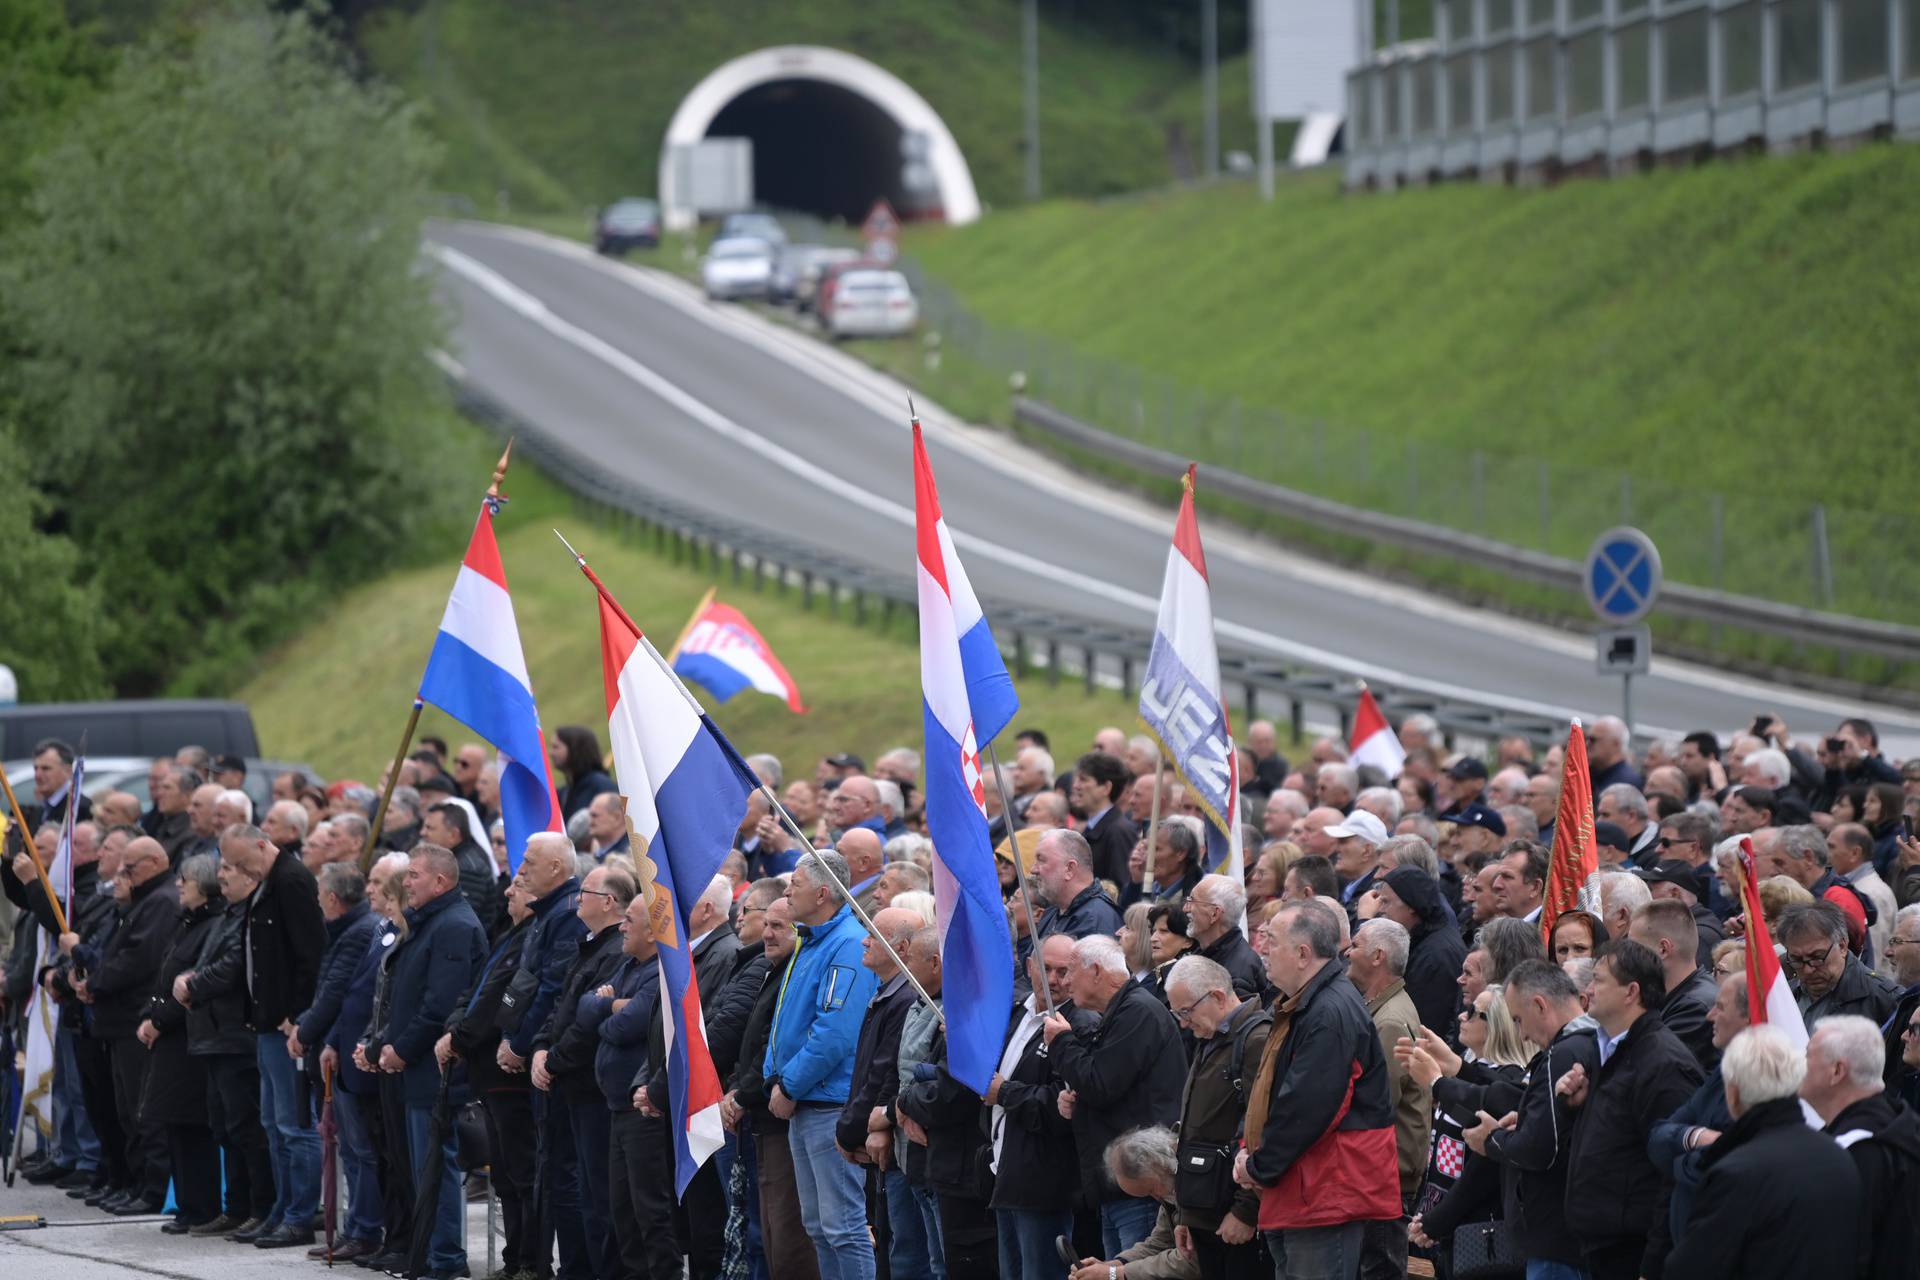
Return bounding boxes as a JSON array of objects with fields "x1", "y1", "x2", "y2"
[
  {"x1": 1632, "y1": 859, "x2": 1705, "y2": 896},
  {"x1": 1325, "y1": 809, "x2": 1389, "y2": 847},
  {"x1": 825, "y1": 752, "x2": 866, "y2": 773},
  {"x1": 213, "y1": 753, "x2": 247, "y2": 777},
  {"x1": 1594, "y1": 821, "x2": 1632, "y2": 856},
  {"x1": 1450, "y1": 802, "x2": 1507, "y2": 837},
  {"x1": 1446, "y1": 757, "x2": 1490, "y2": 782}
]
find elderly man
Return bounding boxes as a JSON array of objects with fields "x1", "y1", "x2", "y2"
[
  {"x1": 1586, "y1": 716, "x2": 1644, "y2": 792},
  {"x1": 1626, "y1": 899, "x2": 1719, "y2": 1070},
  {"x1": 588, "y1": 892, "x2": 675, "y2": 1280},
  {"x1": 450, "y1": 742, "x2": 489, "y2": 804},
  {"x1": 378, "y1": 845, "x2": 488, "y2": 1278},
  {"x1": 1486, "y1": 766, "x2": 1529, "y2": 810},
  {"x1": 1831, "y1": 823, "x2": 1899, "y2": 972},
  {"x1": 1801, "y1": 1015, "x2": 1920, "y2": 1280},
  {"x1": 585, "y1": 792, "x2": 628, "y2": 859},
  {"x1": 1293, "y1": 806, "x2": 1345, "y2": 858},
  {"x1": 1883, "y1": 905, "x2": 1920, "y2": 1090},
  {"x1": 1009, "y1": 746, "x2": 1054, "y2": 821},
  {"x1": 143, "y1": 760, "x2": 194, "y2": 855},
  {"x1": 1328, "y1": 809, "x2": 1390, "y2": 906},
  {"x1": 1759, "y1": 824, "x2": 1872, "y2": 956},
  {"x1": 1159, "y1": 955, "x2": 1270, "y2": 1278},
  {"x1": 1033, "y1": 829, "x2": 1122, "y2": 942},
  {"x1": 1040, "y1": 933, "x2": 1185, "y2": 1256},
  {"x1": 1234, "y1": 901, "x2": 1400, "y2": 1275},
  {"x1": 1781, "y1": 902, "x2": 1899, "y2": 1028},
  {"x1": 874, "y1": 860, "x2": 930, "y2": 910},
  {"x1": 214, "y1": 788, "x2": 253, "y2": 835},
  {"x1": 1186, "y1": 873, "x2": 1270, "y2": 1001},
  {"x1": 1245, "y1": 720, "x2": 1290, "y2": 796},
  {"x1": 825, "y1": 774, "x2": 887, "y2": 843},
  {"x1": 1262, "y1": 789, "x2": 1309, "y2": 844},
  {"x1": 1067, "y1": 1127, "x2": 1199, "y2": 1280},
  {"x1": 985, "y1": 934, "x2": 1080, "y2": 1278},
  {"x1": 769, "y1": 851, "x2": 880, "y2": 1280},
  {"x1": 1522, "y1": 771, "x2": 1560, "y2": 849},
  {"x1": 1596, "y1": 784, "x2": 1657, "y2": 867},
  {"x1": 834, "y1": 827, "x2": 887, "y2": 918},
  {"x1": 1345, "y1": 918, "x2": 1429, "y2": 1280},
  {"x1": 92, "y1": 790, "x2": 142, "y2": 831},
  {"x1": 261, "y1": 799, "x2": 308, "y2": 860},
  {"x1": 1125, "y1": 814, "x2": 1204, "y2": 907},
  {"x1": 1317, "y1": 762, "x2": 1360, "y2": 815},
  {"x1": 1437, "y1": 757, "x2": 1488, "y2": 819},
  {"x1": 1665, "y1": 1026, "x2": 1860, "y2": 1277},
  {"x1": 1719, "y1": 784, "x2": 1775, "y2": 837},
  {"x1": 217, "y1": 823, "x2": 328, "y2": 1246},
  {"x1": 175, "y1": 781, "x2": 224, "y2": 864}
]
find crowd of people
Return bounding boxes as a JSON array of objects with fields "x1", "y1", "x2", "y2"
[{"x1": 5, "y1": 708, "x2": 1920, "y2": 1280}]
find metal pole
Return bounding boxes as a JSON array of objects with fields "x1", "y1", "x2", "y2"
[
  {"x1": 1203, "y1": 0, "x2": 1220, "y2": 180},
  {"x1": 360, "y1": 699, "x2": 423, "y2": 874},
  {"x1": 983, "y1": 742, "x2": 1058, "y2": 1021},
  {"x1": 1253, "y1": 0, "x2": 1275, "y2": 198},
  {"x1": 1023, "y1": 0, "x2": 1042, "y2": 201},
  {"x1": 1621, "y1": 672, "x2": 1633, "y2": 735},
  {"x1": 1141, "y1": 757, "x2": 1167, "y2": 895}
]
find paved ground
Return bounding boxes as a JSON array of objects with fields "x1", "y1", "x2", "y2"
[
  {"x1": 426, "y1": 220, "x2": 1920, "y2": 749},
  {"x1": 0, "y1": 1173, "x2": 502, "y2": 1279}
]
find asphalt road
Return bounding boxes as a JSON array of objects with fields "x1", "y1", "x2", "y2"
[{"x1": 425, "y1": 221, "x2": 1920, "y2": 750}]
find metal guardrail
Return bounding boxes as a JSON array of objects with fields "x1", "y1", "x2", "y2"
[
  {"x1": 1012, "y1": 396, "x2": 1920, "y2": 663},
  {"x1": 447, "y1": 374, "x2": 1585, "y2": 749}
]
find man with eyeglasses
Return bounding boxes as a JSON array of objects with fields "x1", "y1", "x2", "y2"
[
  {"x1": 1779, "y1": 902, "x2": 1899, "y2": 1031},
  {"x1": 1161, "y1": 954, "x2": 1271, "y2": 1279},
  {"x1": 1186, "y1": 873, "x2": 1271, "y2": 1003},
  {"x1": 1878, "y1": 904, "x2": 1920, "y2": 1091}
]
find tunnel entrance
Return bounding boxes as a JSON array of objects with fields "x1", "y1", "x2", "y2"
[{"x1": 705, "y1": 78, "x2": 915, "y2": 225}]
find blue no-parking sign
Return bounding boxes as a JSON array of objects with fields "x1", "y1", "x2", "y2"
[{"x1": 1584, "y1": 527, "x2": 1662, "y2": 625}]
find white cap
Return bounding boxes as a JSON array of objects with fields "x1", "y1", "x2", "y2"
[{"x1": 1324, "y1": 809, "x2": 1389, "y2": 847}]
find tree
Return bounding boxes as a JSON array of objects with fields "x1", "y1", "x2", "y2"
[{"x1": 4, "y1": 4, "x2": 448, "y2": 692}]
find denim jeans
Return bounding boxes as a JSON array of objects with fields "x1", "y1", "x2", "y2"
[
  {"x1": 54, "y1": 1025, "x2": 101, "y2": 1172},
  {"x1": 256, "y1": 1034, "x2": 320, "y2": 1227},
  {"x1": 1266, "y1": 1221, "x2": 1365, "y2": 1280},
  {"x1": 883, "y1": 1169, "x2": 937, "y2": 1280},
  {"x1": 997, "y1": 1206, "x2": 1073, "y2": 1280},
  {"x1": 1100, "y1": 1196, "x2": 1160, "y2": 1258},
  {"x1": 330, "y1": 1089, "x2": 385, "y2": 1244},
  {"x1": 405, "y1": 1103, "x2": 467, "y2": 1275},
  {"x1": 787, "y1": 1106, "x2": 876, "y2": 1280},
  {"x1": 1526, "y1": 1264, "x2": 1593, "y2": 1280},
  {"x1": 909, "y1": 1180, "x2": 945, "y2": 1276}
]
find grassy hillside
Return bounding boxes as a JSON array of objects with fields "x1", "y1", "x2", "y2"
[
  {"x1": 889, "y1": 145, "x2": 1920, "y2": 645},
  {"x1": 361, "y1": 0, "x2": 1231, "y2": 215},
  {"x1": 237, "y1": 417, "x2": 1154, "y2": 780}
]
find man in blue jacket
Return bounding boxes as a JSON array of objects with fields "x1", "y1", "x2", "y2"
[
  {"x1": 766, "y1": 850, "x2": 880, "y2": 1280},
  {"x1": 377, "y1": 844, "x2": 489, "y2": 1280}
]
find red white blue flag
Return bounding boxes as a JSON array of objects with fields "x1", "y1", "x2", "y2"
[{"x1": 672, "y1": 599, "x2": 807, "y2": 713}]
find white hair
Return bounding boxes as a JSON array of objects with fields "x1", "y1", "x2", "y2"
[
  {"x1": 884, "y1": 832, "x2": 933, "y2": 867},
  {"x1": 1018, "y1": 746, "x2": 1055, "y2": 781},
  {"x1": 1378, "y1": 834, "x2": 1438, "y2": 879},
  {"x1": 1400, "y1": 713, "x2": 1441, "y2": 751},
  {"x1": 1812, "y1": 1014, "x2": 1887, "y2": 1089},
  {"x1": 873, "y1": 779, "x2": 905, "y2": 821},
  {"x1": 371, "y1": 851, "x2": 410, "y2": 880},
  {"x1": 1599, "y1": 784, "x2": 1649, "y2": 820},
  {"x1": 1269, "y1": 789, "x2": 1310, "y2": 819},
  {"x1": 1896, "y1": 904, "x2": 1920, "y2": 932},
  {"x1": 745, "y1": 753, "x2": 783, "y2": 788},
  {"x1": 1165, "y1": 954, "x2": 1233, "y2": 1000},
  {"x1": 1597, "y1": 870, "x2": 1651, "y2": 919},
  {"x1": 877, "y1": 747, "x2": 920, "y2": 776},
  {"x1": 267, "y1": 799, "x2": 309, "y2": 837},
  {"x1": 1074, "y1": 933, "x2": 1130, "y2": 978},
  {"x1": 1317, "y1": 762, "x2": 1360, "y2": 796},
  {"x1": 1722, "y1": 1025, "x2": 1806, "y2": 1108},
  {"x1": 1354, "y1": 917, "x2": 1410, "y2": 976},
  {"x1": 888, "y1": 890, "x2": 936, "y2": 927},
  {"x1": 217, "y1": 789, "x2": 253, "y2": 823},
  {"x1": 1356, "y1": 786, "x2": 1404, "y2": 826},
  {"x1": 1744, "y1": 748, "x2": 1792, "y2": 789},
  {"x1": 698, "y1": 874, "x2": 733, "y2": 921},
  {"x1": 1193, "y1": 873, "x2": 1246, "y2": 922},
  {"x1": 1592, "y1": 716, "x2": 1631, "y2": 752}
]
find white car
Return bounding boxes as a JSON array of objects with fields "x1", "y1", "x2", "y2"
[
  {"x1": 701, "y1": 237, "x2": 775, "y2": 301},
  {"x1": 821, "y1": 269, "x2": 918, "y2": 339}
]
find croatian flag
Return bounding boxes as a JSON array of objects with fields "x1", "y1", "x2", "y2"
[
  {"x1": 417, "y1": 498, "x2": 564, "y2": 871},
  {"x1": 1539, "y1": 719, "x2": 1598, "y2": 943},
  {"x1": 672, "y1": 599, "x2": 807, "y2": 713},
  {"x1": 913, "y1": 420, "x2": 1018, "y2": 1095},
  {"x1": 1737, "y1": 835, "x2": 1808, "y2": 1050},
  {"x1": 1139, "y1": 466, "x2": 1242, "y2": 882},
  {"x1": 1350, "y1": 687, "x2": 1407, "y2": 779},
  {"x1": 595, "y1": 584, "x2": 760, "y2": 1196}
]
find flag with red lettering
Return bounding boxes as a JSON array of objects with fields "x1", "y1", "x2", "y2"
[{"x1": 1539, "y1": 719, "x2": 1596, "y2": 943}]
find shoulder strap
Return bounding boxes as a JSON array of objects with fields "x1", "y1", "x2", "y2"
[{"x1": 1227, "y1": 1009, "x2": 1274, "y2": 1104}]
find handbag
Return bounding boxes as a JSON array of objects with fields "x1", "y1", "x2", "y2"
[
  {"x1": 1173, "y1": 1140, "x2": 1238, "y2": 1217},
  {"x1": 1450, "y1": 1217, "x2": 1525, "y2": 1280}
]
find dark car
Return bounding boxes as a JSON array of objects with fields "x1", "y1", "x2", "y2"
[
  {"x1": 0, "y1": 699, "x2": 260, "y2": 760},
  {"x1": 594, "y1": 198, "x2": 661, "y2": 254}
]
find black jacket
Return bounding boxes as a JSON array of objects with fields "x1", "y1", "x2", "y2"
[
  {"x1": 1199, "y1": 928, "x2": 1273, "y2": 1004},
  {"x1": 448, "y1": 917, "x2": 533, "y2": 1094},
  {"x1": 1562, "y1": 1011, "x2": 1703, "y2": 1278},
  {"x1": 501, "y1": 878, "x2": 585, "y2": 1058},
  {"x1": 1483, "y1": 1021, "x2": 1602, "y2": 1264},
  {"x1": 296, "y1": 902, "x2": 381, "y2": 1059},
  {"x1": 1666, "y1": 1097, "x2": 1861, "y2": 1278},
  {"x1": 243, "y1": 849, "x2": 328, "y2": 1031},
  {"x1": 1082, "y1": 806, "x2": 1139, "y2": 889},
  {"x1": 986, "y1": 999, "x2": 1079, "y2": 1214},
  {"x1": 1689, "y1": 904, "x2": 1725, "y2": 970},
  {"x1": 139, "y1": 899, "x2": 224, "y2": 1123},
  {"x1": 149, "y1": 810, "x2": 193, "y2": 867},
  {"x1": 384, "y1": 888, "x2": 489, "y2": 1105},
  {"x1": 730, "y1": 958, "x2": 784, "y2": 1127},
  {"x1": 1035, "y1": 880, "x2": 1122, "y2": 943},
  {"x1": 642, "y1": 921, "x2": 754, "y2": 1107},
  {"x1": 534, "y1": 926, "x2": 626, "y2": 1103},
  {"x1": 706, "y1": 943, "x2": 770, "y2": 1082},
  {"x1": 184, "y1": 899, "x2": 255, "y2": 1056},
  {"x1": 837, "y1": 972, "x2": 918, "y2": 1153},
  {"x1": 1047, "y1": 977, "x2": 1186, "y2": 1204},
  {"x1": 88, "y1": 873, "x2": 181, "y2": 1038},
  {"x1": 1828, "y1": 1092, "x2": 1920, "y2": 1280},
  {"x1": 558, "y1": 769, "x2": 617, "y2": 823},
  {"x1": 1661, "y1": 965, "x2": 1720, "y2": 1071},
  {"x1": 452, "y1": 838, "x2": 504, "y2": 938},
  {"x1": 1424, "y1": 1061, "x2": 1527, "y2": 1242},
  {"x1": 1404, "y1": 919, "x2": 1466, "y2": 1034},
  {"x1": 896, "y1": 1019, "x2": 990, "y2": 1199},
  {"x1": 1801, "y1": 953, "x2": 1901, "y2": 1028}
]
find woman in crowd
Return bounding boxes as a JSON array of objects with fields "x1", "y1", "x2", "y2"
[
  {"x1": 551, "y1": 726, "x2": 617, "y2": 823},
  {"x1": 1550, "y1": 909, "x2": 1608, "y2": 965},
  {"x1": 1115, "y1": 901, "x2": 1154, "y2": 987},
  {"x1": 1245, "y1": 843, "x2": 1294, "y2": 916},
  {"x1": 1144, "y1": 902, "x2": 1195, "y2": 1003}
]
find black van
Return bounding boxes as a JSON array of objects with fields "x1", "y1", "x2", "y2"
[{"x1": 0, "y1": 700, "x2": 261, "y2": 761}]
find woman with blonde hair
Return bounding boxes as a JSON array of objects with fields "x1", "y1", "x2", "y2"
[
  {"x1": 1115, "y1": 900, "x2": 1154, "y2": 983},
  {"x1": 1245, "y1": 842, "x2": 1298, "y2": 914}
]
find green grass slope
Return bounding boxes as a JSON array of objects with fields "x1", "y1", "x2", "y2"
[
  {"x1": 897, "y1": 146, "x2": 1920, "y2": 631},
  {"x1": 237, "y1": 420, "x2": 1153, "y2": 780},
  {"x1": 362, "y1": 0, "x2": 1227, "y2": 215}
]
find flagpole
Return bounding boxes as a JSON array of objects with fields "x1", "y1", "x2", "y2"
[
  {"x1": 1140, "y1": 756, "x2": 1167, "y2": 897},
  {"x1": 0, "y1": 771, "x2": 68, "y2": 936},
  {"x1": 359, "y1": 698, "x2": 424, "y2": 875},
  {"x1": 982, "y1": 742, "x2": 1057, "y2": 1020},
  {"x1": 666, "y1": 587, "x2": 718, "y2": 664},
  {"x1": 554, "y1": 528, "x2": 944, "y2": 1020}
]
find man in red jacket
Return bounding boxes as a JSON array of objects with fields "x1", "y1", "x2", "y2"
[{"x1": 1234, "y1": 899, "x2": 1400, "y2": 1279}]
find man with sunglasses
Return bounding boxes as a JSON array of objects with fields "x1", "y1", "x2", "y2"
[{"x1": 1779, "y1": 902, "x2": 1899, "y2": 1030}]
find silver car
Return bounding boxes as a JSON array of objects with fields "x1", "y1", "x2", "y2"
[
  {"x1": 821, "y1": 268, "x2": 918, "y2": 339},
  {"x1": 701, "y1": 237, "x2": 776, "y2": 301}
]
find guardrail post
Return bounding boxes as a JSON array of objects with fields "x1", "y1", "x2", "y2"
[
  {"x1": 1471, "y1": 451, "x2": 1487, "y2": 534},
  {"x1": 1013, "y1": 631, "x2": 1029, "y2": 676},
  {"x1": 828, "y1": 580, "x2": 841, "y2": 619},
  {"x1": 1083, "y1": 649, "x2": 1096, "y2": 695},
  {"x1": 1289, "y1": 697, "x2": 1304, "y2": 740},
  {"x1": 1710, "y1": 495, "x2": 1724, "y2": 648},
  {"x1": 1120, "y1": 655, "x2": 1135, "y2": 700},
  {"x1": 1537, "y1": 463, "x2": 1551, "y2": 549},
  {"x1": 1047, "y1": 638, "x2": 1062, "y2": 686},
  {"x1": 853, "y1": 589, "x2": 866, "y2": 626},
  {"x1": 1811, "y1": 503, "x2": 1834, "y2": 608},
  {"x1": 802, "y1": 571, "x2": 814, "y2": 610}
]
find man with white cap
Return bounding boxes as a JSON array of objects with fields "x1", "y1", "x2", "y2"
[{"x1": 1329, "y1": 810, "x2": 1390, "y2": 913}]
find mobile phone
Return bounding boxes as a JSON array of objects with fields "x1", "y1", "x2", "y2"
[
  {"x1": 1903, "y1": 815, "x2": 1913, "y2": 841},
  {"x1": 1750, "y1": 716, "x2": 1771, "y2": 738}
]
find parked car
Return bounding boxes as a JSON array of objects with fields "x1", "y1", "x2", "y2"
[
  {"x1": 821, "y1": 268, "x2": 919, "y2": 339},
  {"x1": 718, "y1": 211, "x2": 787, "y2": 246},
  {"x1": 701, "y1": 237, "x2": 776, "y2": 300},
  {"x1": 593, "y1": 198, "x2": 661, "y2": 254},
  {"x1": 0, "y1": 699, "x2": 260, "y2": 760},
  {"x1": 3, "y1": 756, "x2": 319, "y2": 824},
  {"x1": 792, "y1": 247, "x2": 863, "y2": 312}
]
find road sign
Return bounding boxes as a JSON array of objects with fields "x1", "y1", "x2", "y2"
[
  {"x1": 862, "y1": 199, "x2": 900, "y2": 244},
  {"x1": 1583, "y1": 526, "x2": 1662, "y2": 625},
  {"x1": 1595, "y1": 626, "x2": 1652, "y2": 676}
]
